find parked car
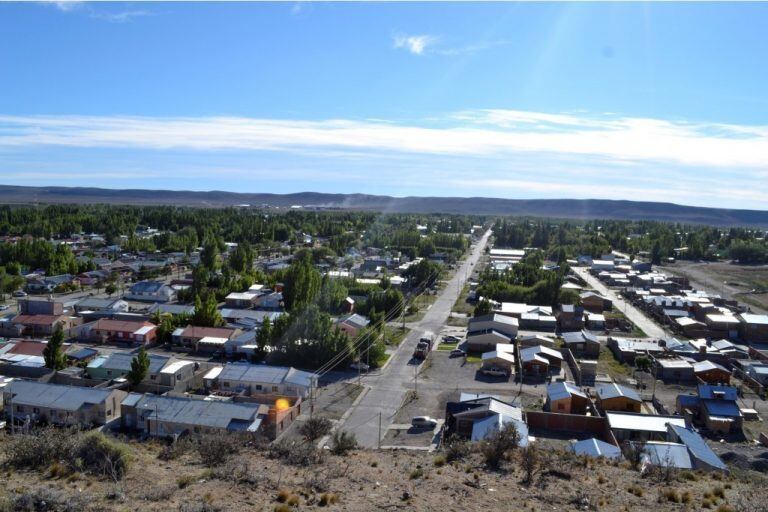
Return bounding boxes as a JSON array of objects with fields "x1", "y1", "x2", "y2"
[
  {"x1": 481, "y1": 367, "x2": 509, "y2": 378},
  {"x1": 350, "y1": 362, "x2": 370, "y2": 372},
  {"x1": 411, "y1": 416, "x2": 438, "y2": 428},
  {"x1": 0, "y1": 305, "x2": 9, "y2": 311},
  {"x1": 442, "y1": 335, "x2": 461, "y2": 343},
  {"x1": 12, "y1": 290, "x2": 27, "y2": 298},
  {"x1": 449, "y1": 349, "x2": 466, "y2": 358}
]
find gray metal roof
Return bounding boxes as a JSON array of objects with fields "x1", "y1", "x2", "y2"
[
  {"x1": 218, "y1": 363, "x2": 317, "y2": 388},
  {"x1": 128, "y1": 394, "x2": 265, "y2": 431},
  {"x1": 95, "y1": 351, "x2": 170, "y2": 374},
  {"x1": 471, "y1": 413, "x2": 528, "y2": 446},
  {"x1": 571, "y1": 438, "x2": 622, "y2": 460},
  {"x1": 668, "y1": 424, "x2": 727, "y2": 471},
  {"x1": 5, "y1": 380, "x2": 113, "y2": 411},
  {"x1": 548, "y1": 382, "x2": 587, "y2": 402},
  {"x1": 597, "y1": 383, "x2": 641, "y2": 403},
  {"x1": 643, "y1": 442, "x2": 693, "y2": 469}
]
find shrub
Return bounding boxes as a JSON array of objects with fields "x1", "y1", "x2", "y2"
[
  {"x1": 177, "y1": 475, "x2": 196, "y2": 489},
  {"x1": 75, "y1": 431, "x2": 132, "y2": 480},
  {"x1": 443, "y1": 435, "x2": 470, "y2": 462},
  {"x1": 712, "y1": 486, "x2": 726, "y2": 499},
  {"x1": 662, "y1": 488, "x2": 681, "y2": 503},
  {"x1": 627, "y1": 485, "x2": 643, "y2": 497},
  {"x1": 715, "y1": 506, "x2": 735, "y2": 512},
  {"x1": 269, "y1": 439, "x2": 324, "y2": 466},
  {"x1": 195, "y1": 433, "x2": 241, "y2": 467},
  {"x1": 520, "y1": 444, "x2": 544, "y2": 485},
  {"x1": 329, "y1": 430, "x2": 357, "y2": 455},
  {"x1": 6, "y1": 486, "x2": 94, "y2": 512},
  {"x1": 158, "y1": 438, "x2": 193, "y2": 461},
  {"x1": 433, "y1": 455, "x2": 446, "y2": 467},
  {"x1": 298, "y1": 417, "x2": 333, "y2": 443},
  {"x1": 410, "y1": 468, "x2": 424, "y2": 479},
  {"x1": 319, "y1": 493, "x2": 338, "y2": 506},
  {"x1": 479, "y1": 423, "x2": 520, "y2": 469}
]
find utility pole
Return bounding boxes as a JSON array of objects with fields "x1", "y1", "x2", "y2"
[
  {"x1": 414, "y1": 363, "x2": 418, "y2": 397},
  {"x1": 378, "y1": 412, "x2": 382, "y2": 449}
]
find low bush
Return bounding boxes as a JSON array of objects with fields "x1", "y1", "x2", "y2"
[
  {"x1": 410, "y1": 468, "x2": 424, "y2": 479},
  {"x1": 433, "y1": 455, "x2": 446, "y2": 467},
  {"x1": 298, "y1": 417, "x2": 333, "y2": 443},
  {"x1": 318, "y1": 493, "x2": 338, "y2": 506},
  {"x1": 268, "y1": 439, "x2": 324, "y2": 465},
  {"x1": 443, "y1": 435, "x2": 470, "y2": 462},
  {"x1": 329, "y1": 430, "x2": 357, "y2": 455}
]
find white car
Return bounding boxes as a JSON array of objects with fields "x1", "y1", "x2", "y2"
[
  {"x1": 0, "y1": 305, "x2": 9, "y2": 311},
  {"x1": 449, "y1": 349, "x2": 466, "y2": 358},
  {"x1": 350, "y1": 362, "x2": 370, "y2": 372},
  {"x1": 481, "y1": 367, "x2": 510, "y2": 378},
  {"x1": 411, "y1": 416, "x2": 438, "y2": 428}
]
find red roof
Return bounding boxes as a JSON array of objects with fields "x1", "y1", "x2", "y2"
[
  {"x1": 12, "y1": 314, "x2": 62, "y2": 326},
  {"x1": 92, "y1": 318, "x2": 155, "y2": 333},
  {"x1": 180, "y1": 325, "x2": 236, "y2": 339}
]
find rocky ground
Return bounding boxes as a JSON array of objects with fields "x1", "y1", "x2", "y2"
[{"x1": 1, "y1": 432, "x2": 766, "y2": 512}]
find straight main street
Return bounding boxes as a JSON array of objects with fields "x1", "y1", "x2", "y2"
[
  {"x1": 573, "y1": 267, "x2": 666, "y2": 339},
  {"x1": 337, "y1": 229, "x2": 492, "y2": 447}
]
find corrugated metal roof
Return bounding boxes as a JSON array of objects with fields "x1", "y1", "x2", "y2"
[
  {"x1": 597, "y1": 383, "x2": 641, "y2": 403},
  {"x1": 668, "y1": 424, "x2": 727, "y2": 471},
  {"x1": 548, "y1": 382, "x2": 587, "y2": 402},
  {"x1": 6, "y1": 380, "x2": 113, "y2": 411},
  {"x1": 607, "y1": 412, "x2": 686, "y2": 433},
  {"x1": 91, "y1": 351, "x2": 169, "y2": 374},
  {"x1": 643, "y1": 442, "x2": 692, "y2": 469},
  {"x1": 218, "y1": 363, "x2": 317, "y2": 388},
  {"x1": 131, "y1": 394, "x2": 265, "y2": 431},
  {"x1": 571, "y1": 438, "x2": 622, "y2": 459},
  {"x1": 470, "y1": 412, "x2": 528, "y2": 445}
]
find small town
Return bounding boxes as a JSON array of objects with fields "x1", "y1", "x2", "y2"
[{"x1": 2, "y1": 1, "x2": 767, "y2": 510}]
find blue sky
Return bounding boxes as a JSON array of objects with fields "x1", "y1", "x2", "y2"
[{"x1": 0, "y1": 2, "x2": 767, "y2": 209}]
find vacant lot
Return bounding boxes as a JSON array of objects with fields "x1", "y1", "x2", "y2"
[{"x1": 666, "y1": 261, "x2": 768, "y2": 313}]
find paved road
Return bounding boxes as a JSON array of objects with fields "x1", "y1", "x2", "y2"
[
  {"x1": 573, "y1": 267, "x2": 666, "y2": 339},
  {"x1": 338, "y1": 229, "x2": 492, "y2": 447}
]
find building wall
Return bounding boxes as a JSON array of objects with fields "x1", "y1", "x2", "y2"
[{"x1": 598, "y1": 396, "x2": 641, "y2": 413}]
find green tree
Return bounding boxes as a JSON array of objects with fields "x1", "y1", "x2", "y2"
[
  {"x1": 126, "y1": 347, "x2": 150, "y2": 388},
  {"x1": 473, "y1": 298, "x2": 493, "y2": 317},
  {"x1": 105, "y1": 282, "x2": 117, "y2": 296},
  {"x1": 43, "y1": 324, "x2": 67, "y2": 370},
  {"x1": 193, "y1": 294, "x2": 224, "y2": 327},
  {"x1": 200, "y1": 237, "x2": 221, "y2": 271},
  {"x1": 282, "y1": 253, "x2": 322, "y2": 312}
]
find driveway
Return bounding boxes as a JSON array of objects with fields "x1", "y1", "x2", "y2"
[{"x1": 337, "y1": 229, "x2": 492, "y2": 447}]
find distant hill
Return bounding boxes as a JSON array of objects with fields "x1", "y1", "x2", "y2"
[{"x1": 0, "y1": 184, "x2": 766, "y2": 227}]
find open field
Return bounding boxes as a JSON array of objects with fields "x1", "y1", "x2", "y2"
[{"x1": 666, "y1": 261, "x2": 768, "y2": 314}]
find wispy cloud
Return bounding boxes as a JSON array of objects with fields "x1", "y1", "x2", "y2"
[
  {"x1": 89, "y1": 9, "x2": 152, "y2": 23},
  {"x1": 1, "y1": 110, "x2": 765, "y2": 170},
  {"x1": 1, "y1": 109, "x2": 766, "y2": 208},
  {"x1": 393, "y1": 33, "x2": 437, "y2": 55},
  {"x1": 40, "y1": 1, "x2": 153, "y2": 23}
]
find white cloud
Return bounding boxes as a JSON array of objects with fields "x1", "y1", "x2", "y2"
[
  {"x1": 1, "y1": 110, "x2": 766, "y2": 171},
  {"x1": 43, "y1": 1, "x2": 83, "y2": 12},
  {"x1": 393, "y1": 33, "x2": 437, "y2": 55},
  {"x1": 89, "y1": 10, "x2": 152, "y2": 23}
]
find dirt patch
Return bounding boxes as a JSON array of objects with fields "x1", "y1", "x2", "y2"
[{"x1": 666, "y1": 261, "x2": 768, "y2": 313}]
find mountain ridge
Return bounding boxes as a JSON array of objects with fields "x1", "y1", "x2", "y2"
[{"x1": 0, "y1": 184, "x2": 766, "y2": 227}]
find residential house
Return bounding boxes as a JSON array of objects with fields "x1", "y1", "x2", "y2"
[
  {"x1": 519, "y1": 345, "x2": 563, "y2": 378},
  {"x1": 705, "y1": 314, "x2": 741, "y2": 339},
  {"x1": 465, "y1": 329, "x2": 514, "y2": 353},
  {"x1": 124, "y1": 281, "x2": 176, "y2": 303},
  {"x1": 3, "y1": 380, "x2": 126, "y2": 427},
  {"x1": 74, "y1": 297, "x2": 129, "y2": 314},
  {"x1": 580, "y1": 291, "x2": 612, "y2": 313},
  {"x1": 10, "y1": 314, "x2": 75, "y2": 337},
  {"x1": 335, "y1": 314, "x2": 370, "y2": 338},
  {"x1": 676, "y1": 385, "x2": 743, "y2": 434},
  {"x1": 172, "y1": 325, "x2": 240, "y2": 353},
  {"x1": 608, "y1": 337, "x2": 664, "y2": 365},
  {"x1": 86, "y1": 351, "x2": 170, "y2": 383},
  {"x1": 692, "y1": 360, "x2": 731, "y2": 385},
  {"x1": 467, "y1": 313, "x2": 519, "y2": 338},
  {"x1": 480, "y1": 350, "x2": 515, "y2": 376},
  {"x1": 444, "y1": 395, "x2": 527, "y2": 443},
  {"x1": 158, "y1": 360, "x2": 196, "y2": 388},
  {"x1": 596, "y1": 383, "x2": 642, "y2": 413},
  {"x1": 224, "y1": 291, "x2": 259, "y2": 309},
  {"x1": 83, "y1": 318, "x2": 157, "y2": 345},
  {"x1": 18, "y1": 298, "x2": 64, "y2": 316},
  {"x1": 666, "y1": 424, "x2": 728, "y2": 472},
  {"x1": 561, "y1": 330, "x2": 601, "y2": 357},
  {"x1": 213, "y1": 363, "x2": 318, "y2": 399},
  {"x1": 585, "y1": 312, "x2": 606, "y2": 330},
  {"x1": 546, "y1": 382, "x2": 589, "y2": 414},
  {"x1": 607, "y1": 412, "x2": 686, "y2": 442},
  {"x1": 517, "y1": 334, "x2": 556, "y2": 348},
  {"x1": 121, "y1": 393, "x2": 268, "y2": 437},
  {"x1": 675, "y1": 317, "x2": 709, "y2": 338},
  {"x1": 739, "y1": 313, "x2": 768, "y2": 343},
  {"x1": 556, "y1": 304, "x2": 584, "y2": 332},
  {"x1": 654, "y1": 358, "x2": 695, "y2": 382},
  {"x1": 26, "y1": 274, "x2": 74, "y2": 293}
]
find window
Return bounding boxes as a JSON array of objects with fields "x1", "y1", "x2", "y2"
[
  {"x1": 16, "y1": 405, "x2": 23, "y2": 412},
  {"x1": 150, "y1": 375, "x2": 156, "y2": 380},
  {"x1": 223, "y1": 381, "x2": 230, "y2": 388},
  {"x1": 33, "y1": 407, "x2": 39, "y2": 414},
  {"x1": 272, "y1": 386, "x2": 278, "y2": 392},
  {"x1": 255, "y1": 384, "x2": 262, "y2": 391},
  {"x1": 107, "y1": 370, "x2": 112, "y2": 376}
]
